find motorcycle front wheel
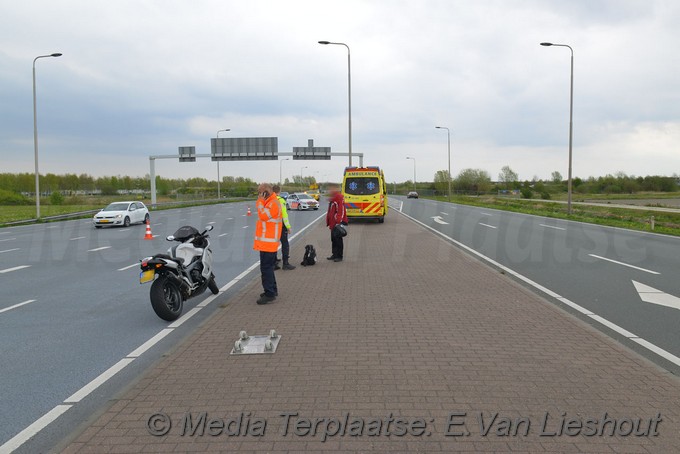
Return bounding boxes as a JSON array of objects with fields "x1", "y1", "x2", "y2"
[
  {"x1": 208, "y1": 275, "x2": 219, "y2": 295},
  {"x1": 150, "y1": 275, "x2": 183, "y2": 321}
]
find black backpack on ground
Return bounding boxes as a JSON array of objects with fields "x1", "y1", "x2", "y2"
[{"x1": 301, "y1": 245, "x2": 317, "y2": 266}]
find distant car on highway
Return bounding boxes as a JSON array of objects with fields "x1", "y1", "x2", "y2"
[
  {"x1": 93, "y1": 201, "x2": 149, "y2": 228},
  {"x1": 407, "y1": 191, "x2": 419, "y2": 199},
  {"x1": 286, "y1": 193, "x2": 320, "y2": 211}
]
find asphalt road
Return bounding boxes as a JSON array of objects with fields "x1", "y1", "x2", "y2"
[
  {"x1": 0, "y1": 200, "x2": 324, "y2": 453},
  {"x1": 393, "y1": 196, "x2": 680, "y2": 374}
]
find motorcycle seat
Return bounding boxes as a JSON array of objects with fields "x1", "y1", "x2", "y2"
[{"x1": 154, "y1": 253, "x2": 184, "y2": 265}]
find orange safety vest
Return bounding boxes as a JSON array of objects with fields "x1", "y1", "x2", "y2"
[{"x1": 253, "y1": 193, "x2": 282, "y2": 252}]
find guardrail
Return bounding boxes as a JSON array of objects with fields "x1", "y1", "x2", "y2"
[{"x1": 0, "y1": 197, "x2": 253, "y2": 227}]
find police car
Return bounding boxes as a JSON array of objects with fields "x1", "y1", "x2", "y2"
[{"x1": 286, "y1": 193, "x2": 320, "y2": 211}]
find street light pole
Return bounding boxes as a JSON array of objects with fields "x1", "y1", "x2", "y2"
[
  {"x1": 435, "y1": 126, "x2": 452, "y2": 202},
  {"x1": 300, "y1": 166, "x2": 308, "y2": 190},
  {"x1": 33, "y1": 52, "x2": 62, "y2": 219},
  {"x1": 406, "y1": 157, "x2": 416, "y2": 192},
  {"x1": 541, "y1": 42, "x2": 574, "y2": 215},
  {"x1": 216, "y1": 128, "x2": 230, "y2": 199},
  {"x1": 279, "y1": 158, "x2": 289, "y2": 186},
  {"x1": 318, "y1": 40, "x2": 352, "y2": 167}
]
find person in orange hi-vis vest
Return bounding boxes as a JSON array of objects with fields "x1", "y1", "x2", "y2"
[{"x1": 253, "y1": 183, "x2": 282, "y2": 305}]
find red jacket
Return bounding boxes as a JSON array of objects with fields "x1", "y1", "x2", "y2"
[{"x1": 326, "y1": 192, "x2": 348, "y2": 230}]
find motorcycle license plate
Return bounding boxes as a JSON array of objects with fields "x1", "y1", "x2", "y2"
[{"x1": 140, "y1": 269, "x2": 155, "y2": 284}]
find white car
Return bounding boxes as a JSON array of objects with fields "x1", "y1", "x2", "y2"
[
  {"x1": 286, "y1": 193, "x2": 320, "y2": 211},
  {"x1": 93, "y1": 201, "x2": 150, "y2": 228}
]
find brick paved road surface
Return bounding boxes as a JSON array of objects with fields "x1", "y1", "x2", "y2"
[{"x1": 63, "y1": 212, "x2": 680, "y2": 453}]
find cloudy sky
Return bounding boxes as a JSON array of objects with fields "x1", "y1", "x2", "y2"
[{"x1": 1, "y1": 0, "x2": 678, "y2": 184}]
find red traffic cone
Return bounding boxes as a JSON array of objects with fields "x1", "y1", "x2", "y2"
[
  {"x1": 247, "y1": 206, "x2": 252, "y2": 216},
  {"x1": 144, "y1": 219, "x2": 154, "y2": 240}
]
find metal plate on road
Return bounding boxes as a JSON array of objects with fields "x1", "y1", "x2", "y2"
[{"x1": 230, "y1": 331, "x2": 281, "y2": 355}]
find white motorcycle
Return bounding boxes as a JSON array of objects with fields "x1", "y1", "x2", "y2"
[{"x1": 139, "y1": 225, "x2": 219, "y2": 321}]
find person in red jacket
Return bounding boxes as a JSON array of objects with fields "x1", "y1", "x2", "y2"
[{"x1": 325, "y1": 184, "x2": 348, "y2": 262}]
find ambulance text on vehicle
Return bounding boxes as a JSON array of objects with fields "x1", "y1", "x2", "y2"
[{"x1": 341, "y1": 166, "x2": 388, "y2": 223}]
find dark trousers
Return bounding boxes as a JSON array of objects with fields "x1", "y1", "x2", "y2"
[
  {"x1": 259, "y1": 251, "x2": 278, "y2": 296},
  {"x1": 279, "y1": 226, "x2": 290, "y2": 263},
  {"x1": 331, "y1": 227, "x2": 344, "y2": 259}
]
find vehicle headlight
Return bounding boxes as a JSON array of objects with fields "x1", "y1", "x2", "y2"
[{"x1": 115, "y1": 214, "x2": 122, "y2": 218}]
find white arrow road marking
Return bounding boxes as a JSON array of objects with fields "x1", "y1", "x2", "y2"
[
  {"x1": 540, "y1": 224, "x2": 566, "y2": 231},
  {"x1": 633, "y1": 281, "x2": 680, "y2": 310},
  {"x1": 589, "y1": 254, "x2": 660, "y2": 275},
  {"x1": 88, "y1": 246, "x2": 111, "y2": 252},
  {"x1": 0, "y1": 265, "x2": 30, "y2": 274},
  {"x1": 479, "y1": 222, "x2": 497, "y2": 229},
  {"x1": 431, "y1": 216, "x2": 449, "y2": 225}
]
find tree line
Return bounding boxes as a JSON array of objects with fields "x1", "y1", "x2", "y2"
[{"x1": 429, "y1": 167, "x2": 679, "y2": 198}]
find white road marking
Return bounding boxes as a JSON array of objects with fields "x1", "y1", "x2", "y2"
[
  {"x1": 167, "y1": 308, "x2": 202, "y2": 328},
  {"x1": 440, "y1": 212, "x2": 450, "y2": 216},
  {"x1": 4, "y1": 211, "x2": 327, "y2": 453},
  {"x1": 208, "y1": 221, "x2": 216, "y2": 224},
  {"x1": 0, "y1": 299, "x2": 36, "y2": 314},
  {"x1": 88, "y1": 246, "x2": 111, "y2": 252},
  {"x1": 118, "y1": 228, "x2": 130, "y2": 232},
  {"x1": 152, "y1": 223, "x2": 163, "y2": 226},
  {"x1": 242, "y1": 225, "x2": 249, "y2": 229},
  {"x1": 226, "y1": 217, "x2": 234, "y2": 220},
  {"x1": 0, "y1": 265, "x2": 31, "y2": 274},
  {"x1": 46, "y1": 225, "x2": 58, "y2": 229},
  {"x1": 0, "y1": 237, "x2": 17, "y2": 242},
  {"x1": 480, "y1": 212, "x2": 493, "y2": 216},
  {"x1": 633, "y1": 281, "x2": 680, "y2": 310},
  {"x1": 117, "y1": 263, "x2": 139, "y2": 271},
  {"x1": 179, "y1": 218, "x2": 187, "y2": 221},
  {"x1": 479, "y1": 222, "x2": 497, "y2": 229},
  {"x1": 219, "y1": 233, "x2": 228, "y2": 237},
  {"x1": 63, "y1": 358, "x2": 135, "y2": 403},
  {"x1": 398, "y1": 209, "x2": 680, "y2": 370},
  {"x1": 588, "y1": 254, "x2": 660, "y2": 275},
  {"x1": 127, "y1": 329, "x2": 174, "y2": 358},
  {"x1": 431, "y1": 216, "x2": 449, "y2": 225},
  {"x1": 540, "y1": 224, "x2": 566, "y2": 231},
  {"x1": 69, "y1": 236, "x2": 86, "y2": 241},
  {"x1": 0, "y1": 404, "x2": 72, "y2": 453},
  {"x1": 0, "y1": 248, "x2": 20, "y2": 254}
]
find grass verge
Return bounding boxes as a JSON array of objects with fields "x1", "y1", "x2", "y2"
[
  {"x1": 424, "y1": 195, "x2": 680, "y2": 237},
  {"x1": 0, "y1": 198, "x2": 252, "y2": 227}
]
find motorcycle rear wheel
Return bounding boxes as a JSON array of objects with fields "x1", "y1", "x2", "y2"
[{"x1": 150, "y1": 276, "x2": 183, "y2": 321}]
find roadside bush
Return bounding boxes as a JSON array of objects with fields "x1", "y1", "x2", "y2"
[
  {"x1": 540, "y1": 192, "x2": 551, "y2": 200},
  {"x1": 0, "y1": 189, "x2": 31, "y2": 205},
  {"x1": 50, "y1": 191, "x2": 64, "y2": 205},
  {"x1": 520, "y1": 187, "x2": 534, "y2": 199}
]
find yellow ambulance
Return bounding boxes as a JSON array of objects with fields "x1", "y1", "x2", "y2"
[{"x1": 341, "y1": 166, "x2": 388, "y2": 223}]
